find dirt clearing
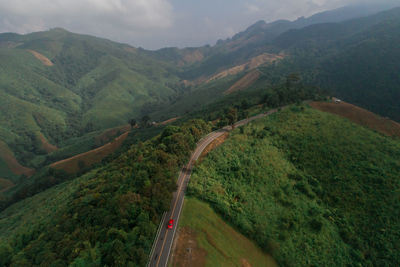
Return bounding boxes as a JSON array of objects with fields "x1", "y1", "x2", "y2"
[
  {"x1": 310, "y1": 101, "x2": 400, "y2": 137},
  {"x1": 207, "y1": 53, "x2": 285, "y2": 83},
  {"x1": 28, "y1": 50, "x2": 54, "y2": 66},
  {"x1": 38, "y1": 133, "x2": 58, "y2": 153},
  {"x1": 199, "y1": 132, "x2": 229, "y2": 161},
  {"x1": 224, "y1": 70, "x2": 260, "y2": 95},
  {"x1": 50, "y1": 131, "x2": 129, "y2": 174},
  {"x1": 0, "y1": 141, "x2": 35, "y2": 177},
  {"x1": 95, "y1": 124, "x2": 131, "y2": 145},
  {"x1": 0, "y1": 178, "x2": 15, "y2": 193},
  {"x1": 170, "y1": 227, "x2": 207, "y2": 267},
  {"x1": 241, "y1": 258, "x2": 252, "y2": 267}
]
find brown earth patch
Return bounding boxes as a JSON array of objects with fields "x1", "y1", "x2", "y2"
[
  {"x1": 0, "y1": 141, "x2": 35, "y2": 177},
  {"x1": 198, "y1": 132, "x2": 229, "y2": 162},
  {"x1": 310, "y1": 100, "x2": 400, "y2": 137},
  {"x1": 241, "y1": 258, "x2": 252, "y2": 267},
  {"x1": 224, "y1": 70, "x2": 260, "y2": 95},
  {"x1": 95, "y1": 124, "x2": 131, "y2": 145},
  {"x1": 170, "y1": 227, "x2": 207, "y2": 267},
  {"x1": 27, "y1": 50, "x2": 54, "y2": 66},
  {"x1": 206, "y1": 53, "x2": 285, "y2": 83},
  {"x1": 0, "y1": 178, "x2": 15, "y2": 193},
  {"x1": 50, "y1": 131, "x2": 129, "y2": 174},
  {"x1": 124, "y1": 47, "x2": 137, "y2": 53},
  {"x1": 178, "y1": 50, "x2": 204, "y2": 67},
  {"x1": 38, "y1": 133, "x2": 58, "y2": 153},
  {"x1": 156, "y1": 117, "x2": 181, "y2": 126}
]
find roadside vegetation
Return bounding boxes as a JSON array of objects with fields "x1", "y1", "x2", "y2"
[
  {"x1": 0, "y1": 119, "x2": 210, "y2": 266},
  {"x1": 188, "y1": 106, "x2": 400, "y2": 266},
  {"x1": 171, "y1": 197, "x2": 276, "y2": 267}
]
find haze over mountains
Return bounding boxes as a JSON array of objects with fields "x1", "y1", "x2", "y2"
[
  {"x1": 0, "y1": 3, "x2": 399, "y2": 184},
  {"x1": 0, "y1": 3, "x2": 399, "y2": 267}
]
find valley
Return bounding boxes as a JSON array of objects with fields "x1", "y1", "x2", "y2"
[{"x1": 0, "y1": 3, "x2": 399, "y2": 267}]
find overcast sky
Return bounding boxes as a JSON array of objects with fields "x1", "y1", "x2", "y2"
[{"x1": 0, "y1": 0, "x2": 398, "y2": 49}]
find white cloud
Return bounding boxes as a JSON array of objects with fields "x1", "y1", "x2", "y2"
[
  {"x1": 0, "y1": 0, "x2": 174, "y2": 34},
  {"x1": 245, "y1": 3, "x2": 261, "y2": 14}
]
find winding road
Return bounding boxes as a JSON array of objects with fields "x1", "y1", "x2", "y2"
[{"x1": 147, "y1": 108, "x2": 280, "y2": 267}]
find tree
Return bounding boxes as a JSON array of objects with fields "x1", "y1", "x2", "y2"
[
  {"x1": 129, "y1": 119, "x2": 136, "y2": 128},
  {"x1": 0, "y1": 243, "x2": 13, "y2": 266},
  {"x1": 141, "y1": 115, "x2": 150, "y2": 127},
  {"x1": 286, "y1": 73, "x2": 301, "y2": 88},
  {"x1": 226, "y1": 108, "x2": 238, "y2": 128}
]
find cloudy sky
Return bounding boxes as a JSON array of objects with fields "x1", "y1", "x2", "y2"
[{"x1": 0, "y1": 0, "x2": 398, "y2": 49}]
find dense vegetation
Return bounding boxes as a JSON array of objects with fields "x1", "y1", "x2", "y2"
[
  {"x1": 0, "y1": 28, "x2": 180, "y2": 176},
  {"x1": 2, "y1": 6, "x2": 400, "y2": 182},
  {"x1": 188, "y1": 106, "x2": 400, "y2": 266},
  {"x1": 269, "y1": 7, "x2": 400, "y2": 121},
  {"x1": 0, "y1": 119, "x2": 210, "y2": 266}
]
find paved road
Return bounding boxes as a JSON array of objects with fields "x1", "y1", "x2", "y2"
[{"x1": 147, "y1": 108, "x2": 280, "y2": 267}]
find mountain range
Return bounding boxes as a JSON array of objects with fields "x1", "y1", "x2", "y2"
[{"x1": 0, "y1": 3, "x2": 400, "y2": 267}]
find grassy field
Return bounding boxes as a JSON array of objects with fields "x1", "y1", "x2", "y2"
[
  {"x1": 188, "y1": 105, "x2": 400, "y2": 266},
  {"x1": 171, "y1": 197, "x2": 276, "y2": 267},
  {"x1": 310, "y1": 100, "x2": 400, "y2": 137}
]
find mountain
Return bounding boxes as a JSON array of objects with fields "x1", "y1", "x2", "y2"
[
  {"x1": 269, "y1": 7, "x2": 400, "y2": 121},
  {"x1": 0, "y1": 28, "x2": 183, "y2": 180},
  {"x1": 188, "y1": 106, "x2": 400, "y2": 266},
  {"x1": 2, "y1": 4, "x2": 400, "y2": 190},
  {"x1": 0, "y1": 4, "x2": 400, "y2": 266},
  {"x1": 172, "y1": 2, "x2": 400, "y2": 80}
]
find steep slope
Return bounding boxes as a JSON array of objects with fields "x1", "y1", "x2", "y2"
[
  {"x1": 0, "y1": 120, "x2": 211, "y2": 266},
  {"x1": 262, "y1": 7, "x2": 400, "y2": 121},
  {"x1": 0, "y1": 28, "x2": 181, "y2": 177},
  {"x1": 188, "y1": 106, "x2": 400, "y2": 266}
]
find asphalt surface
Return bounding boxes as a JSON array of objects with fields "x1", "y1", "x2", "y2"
[{"x1": 148, "y1": 108, "x2": 279, "y2": 267}]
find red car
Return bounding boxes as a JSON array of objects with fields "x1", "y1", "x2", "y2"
[{"x1": 167, "y1": 219, "x2": 174, "y2": 229}]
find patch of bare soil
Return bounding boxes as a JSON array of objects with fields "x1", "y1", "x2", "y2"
[
  {"x1": 50, "y1": 131, "x2": 129, "y2": 174},
  {"x1": 179, "y1": 50, "x2": 204, "y2": 66},
  {"x1": 170, "y1": 227, "x2": 207, "y2": 267},
  {"x1": 206, "y1": 53, "x2": 285, "y2": 83},
  {"x1": 27, "y1": 50, "x2": 54, "y2": 66},
  {"x1": 95, "y1": 124, "x2": 131, "y2": 145},
  {"x1": 198, "y1": 132, "x2": 229, "y2": 162},
  {"x1": 241, "y1": 258, "x2": 252, "y2": 267},
  {"x1": 0, "y1": 141, "x2": 35, "y2": 177},
  {"x1": 224, "y1": 70, "x2": 260, "y2": 95},
  {"x1": 310, "y1": 100, "x2": 400, "y2": 137},
  {"x1": 0, "y1": 178, "x2": 15, "y2": 193},
  {"x1": 38, "y1": 133, "x2": 58, "y2": 153},
  {"x1": 124, "y1": 47, "x2": 137, "y2": 53},
  {"x1": 156, "y1": 117, "x2": 181, "y2": 126}
]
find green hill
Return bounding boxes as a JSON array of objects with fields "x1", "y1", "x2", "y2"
[
  {"x1": 0, "y1": 119, "x2": 211, "y2": 266},
  {"x1": 269, "y1": 7, "x2": 400, "y2": 121},
  {"x1": 188, "y1": 106, "x2": 400, "y2": 266},
  {"x1": 0, "y1": 28, "x2": 182, "y2": 177}
]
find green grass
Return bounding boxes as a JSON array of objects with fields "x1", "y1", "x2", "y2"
[
  {"x1": 188, "y1": 105, "x2": 400, "y2": 266},
  {"x1": 176, "y1": 197, "x2": 276, "y2": 267}
]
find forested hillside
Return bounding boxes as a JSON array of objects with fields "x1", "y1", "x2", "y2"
[
  {"x1": 0, "y1": 119, "x2": 211, "y2": 266},
  {"x1": 0, "y1": 28, "x2": 184, "y2": 183},
  {"x1": 269, "y1": 7, "x2": 400, "y2": 121},
  {"x1": 0, "y1": 5, "x2": 399, "y2": 266},
  {"x1": 188, "y1": 106, "x2": 400, "y2": 266}
]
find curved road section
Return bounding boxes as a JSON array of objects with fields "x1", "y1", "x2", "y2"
[{"x1": 148, "y1": 108, "x2": 279, "y2": 267}]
